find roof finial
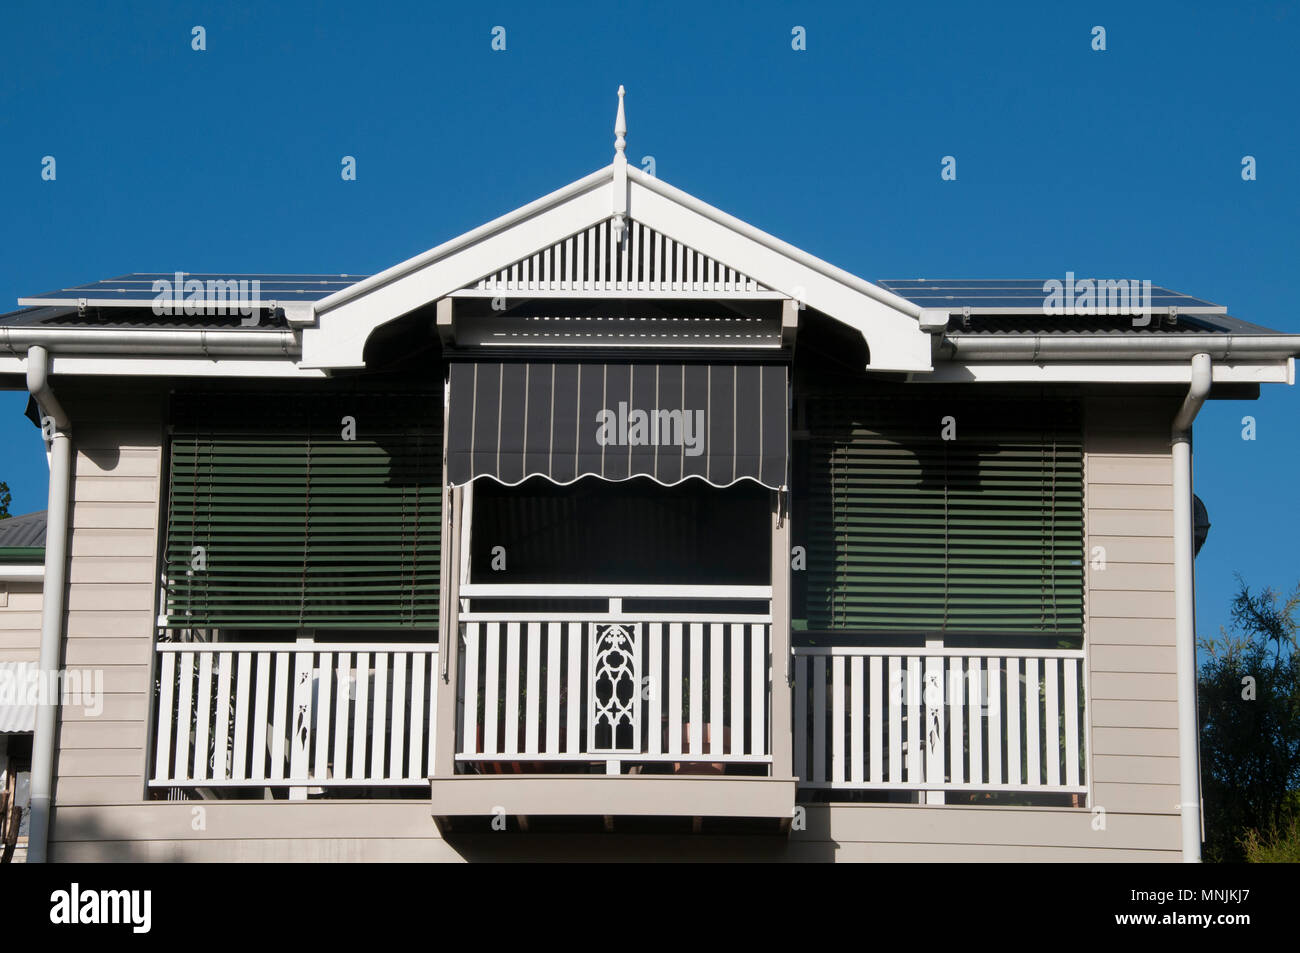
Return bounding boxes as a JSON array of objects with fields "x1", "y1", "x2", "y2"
[
  {"x1": 611, "y1": 85, "x2": 628, "y2": 244},
  {"x1": 614, "y1": 85, "x2": 627, "y2": 159}
]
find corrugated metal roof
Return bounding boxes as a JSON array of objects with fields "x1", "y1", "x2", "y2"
[
  {"x1": 0, "y1": 277, "x2": 1283, "y2": 336},
  {"x1": 0, "y1": 511, "x2": 46, "y2": 548},
  {"x1": 948, "y1": 312, "x2": 1281, "y2": 336},
  {"x1": 0, "y1": 662, "x2": 36, "y2": 733},
  {"x1": 0, "y1": 304, "x2": 289, "y2": 330}
]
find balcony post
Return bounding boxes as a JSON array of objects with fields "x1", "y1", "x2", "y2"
[
  {"x1": 432, "y1": 485, "x2": 463, "y2": 779},
  {"x1": 769, "y1": 491, "x2": 793, "y2": 778}
]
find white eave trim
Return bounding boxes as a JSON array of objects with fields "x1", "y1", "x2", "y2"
[
  {"x1": 629, "y1": 168, "x2": 924, "y2": 319},
  {"x1": 0, "y1": 565, "x2": 44, "y2": 583},
  {"x1": 316, "y1": 166, "x2": 617, "y2": 316}
]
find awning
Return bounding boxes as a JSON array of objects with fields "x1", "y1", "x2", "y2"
[
  {"x1": 447, "y1": 362, "x2": 788, "y2": 489},
  {"x1": 0, "y1": 662, "x2": 36, "y2": 733}
]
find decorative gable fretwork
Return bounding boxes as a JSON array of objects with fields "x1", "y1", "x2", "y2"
[{"x1": 463, "y1": 218, "x2": 777, "y2": 296}]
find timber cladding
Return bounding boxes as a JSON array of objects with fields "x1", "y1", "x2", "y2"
[
  {"x1": 1084, "y1": 395, "x2": 1180, "y2": 828},
  {"x1": 44, "y1": 385, "x2": 1182, "y2": 860}
]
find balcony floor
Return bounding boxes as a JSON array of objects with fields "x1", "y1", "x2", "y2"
[{"x1": 430, "y1": 773, "x2": 798, "y2": 833}]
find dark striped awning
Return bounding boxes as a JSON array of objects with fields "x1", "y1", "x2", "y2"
[{"x1": 447, "y1": 362, "x2": 788, "y2": 489}]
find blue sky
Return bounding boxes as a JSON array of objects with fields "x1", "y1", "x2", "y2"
[{"x1": 1, "y1": 0, "x2": 1297, "y2": 644}]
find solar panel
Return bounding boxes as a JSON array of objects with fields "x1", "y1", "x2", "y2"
[
  {"x1": 17, "y1": 273, "x2": 368, "y2": 308},
  {"x1": 877, "y1": 279, "x2": 1226, "y2": 314}
]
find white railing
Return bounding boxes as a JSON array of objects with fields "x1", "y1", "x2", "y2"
[
  {"x1": 793, "y1": 646, "x2": 1087, "y2": 795},
  {"x1": 151, "y1": 642, "x2": 439, "y2": 791},
  {"x1": 457, "y1": 585, "x2": 772, "y2": 772}
]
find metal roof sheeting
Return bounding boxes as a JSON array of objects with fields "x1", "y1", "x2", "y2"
[{"x1": 0, "y1": 511, "x2": 47, "y2": 549}]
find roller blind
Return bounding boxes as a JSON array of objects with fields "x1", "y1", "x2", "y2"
[
  {"x1": 163, "y1": 390, "x2": 442, "y2": 630},
  {"x1": 800, "y1": 396, "x2": 1083, "y2": 634}
]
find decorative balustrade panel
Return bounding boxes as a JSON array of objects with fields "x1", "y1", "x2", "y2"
[
  {"x1": 151, "y1": 643, "x2": 438, "y2": 788},
  {"x1": 794, "y1": 648, "x2": 1087, "y2": 794},
  {"x1": 457, "y1": 619, "x2": 772, "y2": 765}
]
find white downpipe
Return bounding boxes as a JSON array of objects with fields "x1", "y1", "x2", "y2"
[
  {"x1": 25, "y1": 345, "x2": 73, "y2": 864},
  {"x1": 1172, "y1": 352, "x2": 1211, "y2": 862}
]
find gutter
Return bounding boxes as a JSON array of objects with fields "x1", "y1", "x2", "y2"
[
  {"x1": 1172, "y1": 353, "x2": 1212, "y2": 863},
  {"x1": 24, "y1": 345, "x2": 72, "y2": 864},
  {"x1": 0, "y1": 327, "x2": 298, "y2": 357},
  {"x1": 942, "y1": 334, "x2": 1300, "y2": 362}
]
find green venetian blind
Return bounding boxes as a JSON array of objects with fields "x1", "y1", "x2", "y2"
[
  {"x1": 800, "y1": 396, "x2": 1083, "y2": 634},
  {"x1": 163, "y1": 389, "x2": 442, "y2": 630}
]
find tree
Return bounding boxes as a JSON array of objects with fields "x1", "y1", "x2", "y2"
[
  {"x1": 1198, "y1": 577, "x2": 1300, "y2": 861},
  {"x1": 0, "y1": 480, "x2": 10, "y2": 519}
]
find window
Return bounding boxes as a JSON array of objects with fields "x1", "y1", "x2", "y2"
[
  {"x1": 161, "y1": 388, "x2": 442, "y2": 632},
  {"x1": 794, "y1": 394, "x2": 1084, "y2": 635}
]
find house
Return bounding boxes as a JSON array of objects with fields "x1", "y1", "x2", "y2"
[
  {"x1": 0, "y1": 509, "x2": 45, "y2": 862},
  {"x1": 1, "y1": 89, "x2": 1297, "y2": 862}
]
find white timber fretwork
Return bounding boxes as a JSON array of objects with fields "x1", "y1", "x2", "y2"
[
  {"x1": 455, "y1": 218, "x2": 777, "y2": 298},
  {"x1": 455, "y1": 585, "x2": 773, "y2": 772}
]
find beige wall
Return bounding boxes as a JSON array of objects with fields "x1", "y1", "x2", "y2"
[
  {"x1": 47, "y1": 799, "x2": 1179, "y2": 861},
  {"x1": 0, "y1": 581, "x2": 42, "y2": 663},
  {"x1": 49, "y1": 386, "x2": 163, "y2": 828},
  {"x1": 45, "y1": 386, "x2": 1185, "y2": 861},
  {"x1": 1084, "y1": 394, "x2": 1181, "y2": 842}
]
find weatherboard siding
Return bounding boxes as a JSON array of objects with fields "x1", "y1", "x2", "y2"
[
  {"x1": 46, "y1": 800, "x2": 1180, "y2": 862},
  {"x1": 1084, "y1": 395, "x2": 1182, "y2": 835},
  {"x1": 48, "y1": 387, "x2": 164, "y2": 836},
  {"x1": 0, "y1": 581, "x2": 42, "y2": 662},
  {"x1": 47, "y1": 388, "x2": 1185, "y2": 860}
]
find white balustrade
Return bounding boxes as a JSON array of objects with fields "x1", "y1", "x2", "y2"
[
  {"x1": 793, "y1": 646, "x2": 1088, "y2": 795},
  {"x1": 456, "y1": 585, "x2": 772, "y2": 770},
  {"x1": 151, "y1": 643, "x2": 438, "y2": 789}
]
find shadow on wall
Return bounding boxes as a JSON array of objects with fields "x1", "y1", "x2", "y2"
[
  {"x1": 441, "y1": 809, "x2": 841, "y2": 862},
  {"x1": 47, "y1": 811, "x2": 184, "y2": 863},
  {"x1": 78, "y1": 445, "x2": 122, "y2": 473},
  {"x1": 44, "y1": 807, "x2": 842, "y2": 862},
  {"x1": 442, "y1": 831, "x2": 838, "y2": 862}
]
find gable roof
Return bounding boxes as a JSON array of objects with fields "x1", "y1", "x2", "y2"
[
  {"x1": 2, "y1": 89, "x2": 1298, "y2": 383},
  {"x1": 296, "y1": 163, "x2": 936, "y2": 372}
]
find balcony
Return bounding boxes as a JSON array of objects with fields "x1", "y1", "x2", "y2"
[
  {"x1": 146, "y1": 627, "x2": 1087, "y2": 819},
  {"x1": 150, "y1": 642, "x2": 439, "y2": 795},
  {"x1": 430, "y1": 584, "x2": 797, "y2": 829},
  {"x1": 794, "y1": 644, "x2": 1088, "y2": 803}
]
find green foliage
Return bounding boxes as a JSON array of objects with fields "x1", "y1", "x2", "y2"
[
  {"x1": 1241, "y1": 801, "x2": 1300, "y2": 863},
  {"x1": 1198, "y1": 577, "x2": 1300, "y2": 862},
  {"x1": 0, "y1": 480, "x2": 10, "y2": 519}
]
